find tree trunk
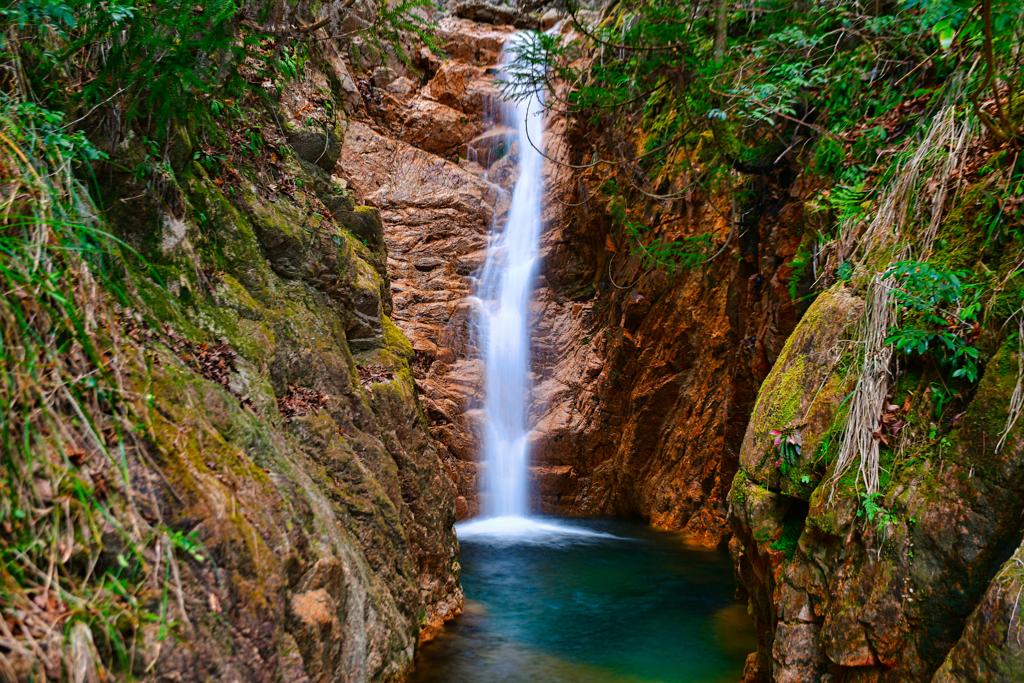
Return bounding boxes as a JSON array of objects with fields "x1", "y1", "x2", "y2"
[{"x1": 714, "y1": 0, "x2": 728, "y2": 61}]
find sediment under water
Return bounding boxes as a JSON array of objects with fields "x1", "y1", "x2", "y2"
[{"x1": 411, "y1": 518, "x2": 755, "y2": 683}]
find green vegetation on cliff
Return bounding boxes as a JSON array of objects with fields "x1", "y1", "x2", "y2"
[
  {"x1": 504, "y1": 0, "x2": 1023, "y2": 280},
  {"x1": 0, "y1": 0, "x2": 462, "y2": 679}
]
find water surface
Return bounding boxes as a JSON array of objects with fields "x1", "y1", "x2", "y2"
[{"x1": 412, "y1": 518, "x2": 756, "y2": 683}]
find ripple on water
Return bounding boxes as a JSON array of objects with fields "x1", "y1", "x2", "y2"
[{"x1": 412, "y1": 517, "x2": 756, "y2": 683}]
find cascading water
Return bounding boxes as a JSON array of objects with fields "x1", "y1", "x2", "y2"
[
  {"x1": 417, "y1": 31, "x2": 753, "y2": 683},
  {"x1": 420, "y1": 31, "x2": 753, "y2": 683},
  {"x1": 458, "y1": 32, "x2": 607, "y2": 542},
  {"x1": 476, "y1": 34, "x2": 544, "y2": 520}
]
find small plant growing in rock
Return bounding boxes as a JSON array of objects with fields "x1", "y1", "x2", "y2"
[
  {"x1": 858, "y1": 492, "x2": 896, "y2": 547},
  {"x1": 770, "y1": 423, "x2": 806, "y2": 474}
]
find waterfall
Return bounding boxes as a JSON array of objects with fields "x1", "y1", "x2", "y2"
[
  {"x1": 476, "y1": 33, "x2": 545, "y2": 519},
  {"x1": 457, "y1": 31, "x2": 609, "y2": 543}
]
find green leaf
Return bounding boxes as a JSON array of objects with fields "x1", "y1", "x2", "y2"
[{"x1": 934, "y1": 20, "x2": 955, "y2": 49}]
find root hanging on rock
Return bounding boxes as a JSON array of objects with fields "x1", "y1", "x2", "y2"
[
  {"x1": 997, "y1": 318, "x2": 1024, "y2": 453},
  {"x1": 828, "y1": 107, "x2": 976, "y2": 498}
]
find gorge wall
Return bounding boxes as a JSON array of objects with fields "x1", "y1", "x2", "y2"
[
  {"x1": 225, "y1": 8, "x2": 1024, "y2": 683},
  {"x1": 6, "y1": 0, "x2": 1024, "y2": 680},
  {"x1": 359, "y1": 15, "x2": 808, "y2": 547},
  {"x1": 524, "y1": 106, "x2": 808, "y2": 545},
  {"x1": 1, "y1": 8, "x2": 485, "y2": 682}
]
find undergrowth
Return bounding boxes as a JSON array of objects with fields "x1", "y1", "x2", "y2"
[{"x1": 0, "y1": 95, "x2": 195, "y2": 676}]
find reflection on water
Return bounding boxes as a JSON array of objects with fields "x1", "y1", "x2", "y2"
[{"x1": 411, "y1": 518, "x2": 756, "y2": 683}]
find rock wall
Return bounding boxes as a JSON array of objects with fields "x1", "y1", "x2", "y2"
[
  {"x1": 522, "y1": 105, "x2": 809, "y2": 544},
  {"x1": 358, "y1": 17, "x2": 810, "y2": 542},
  {"x1": 7, "y1": 27, "x2": 471, "y2": 682},
  {"x1": 341, "y1": 12, "x2": 1024, "y2": 683},
  {"x1": 728, "y1": 283, "x2": 1024, "y2": 682},
  {"x1": 337, "y1": 18, "x2": 521, "y2": 521}
]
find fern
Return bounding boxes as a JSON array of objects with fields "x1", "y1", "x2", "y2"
[{"x1": 828, "y1": 182, "x2": 871, "y2": 220}]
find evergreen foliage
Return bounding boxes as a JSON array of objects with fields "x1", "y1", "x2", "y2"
[
  {"x1": 1, "y1": 0, "x2": 435, "y2": 136},
  {"x1": 501, "y1": 0, "x2": 1024, "y2": 274}
]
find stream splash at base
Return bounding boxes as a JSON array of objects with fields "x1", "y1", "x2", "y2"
[{"x1": 456, "y1": 515, "x2": 617, "y2": 544}]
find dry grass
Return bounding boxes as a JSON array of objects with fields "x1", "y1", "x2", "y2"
[
  {"x1": 828, "y1": 107, "x2": 977, "y2": 497},
  {"x1": 0, "y1": 98, "x2": 191, "y2": 678},
  {"x1": 997, "y1": 318, "x2": 1024, "y2": 454}
]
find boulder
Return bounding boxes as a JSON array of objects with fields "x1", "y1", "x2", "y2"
[
  {"x1": 453, "y1": 0, "x2": 538, "y2": 28},
  {"x1": 286, "y1": 129, "x2": 341, "y2": 172},
  {"x1": 401, "y1": 98, "x2": 486, "y2": 157}
]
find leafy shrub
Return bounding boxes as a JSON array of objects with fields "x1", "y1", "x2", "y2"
[
  {"x1": 6, "y1": 0, "x2": 437, "y2": 137},
  {"x1": 884, "y1": 260, "x2": 981, "y2": 384}
]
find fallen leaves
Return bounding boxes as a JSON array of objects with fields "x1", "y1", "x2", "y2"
[
  {"x1": 874, "y1": 402, "x2": 905, "y2": 447},
  {"x1": 357, "y1": 79, "x2": 382, "y2": 105},
  {"x1": 357, "y1": 365, "x2": 394, "y2": 385},
  {"x1": 278, "y1": 385, "x2": 329, "y2": 423},
  {"x1": 183, "y1": 342, "x2": 236, "y2": 390},
  {"x1": 120, "y1": 311, "x2": 255, "y2": 412}
]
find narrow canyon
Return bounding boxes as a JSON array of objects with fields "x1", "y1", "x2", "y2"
[{"x1": 2, "y1": 0, "x2": 1023, "y2": 682}]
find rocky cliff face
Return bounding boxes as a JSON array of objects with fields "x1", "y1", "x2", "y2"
[
  {"x1": 335, "y1": 18, "x2": 525, "y2": 521},
  {"x1": 518, "y1": 107, "x2": 807, "y2": 545},
  {"x1": 729, "y1": 283, "x2": 1024, "y2": 682},
  {"x1": 463, "y1": 31, "x2": 1024, "y2": 679},
  {"x1": 362, "y1": 18, "x2": 809, "y2": 543},
  {"x1": 2, "y1": 22, "x2": 469, "y2": 682},
  {"x1": 723, "y1": 128, "x2": 1024, "y2": 680}
]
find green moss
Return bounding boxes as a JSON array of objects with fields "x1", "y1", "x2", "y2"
[
  {"x1": 753, "y1": 356, "x2": 806, "y2": 439},
  {"x1": 382, "y1": 315, "x2": 413, "y2": 360},
  {"x1": 805, "y1": 486, "x2": 848, "y2": 537},
  {"x1": 769, "y1": 512, "x2": 803, "y2": 560},
  {"x1": 730, "y1": 469, "x2": 749, "y2": 507},
  {"x1": 954, "y1": 335, "x2": 1024, "y2": 469},
  {"x1": 932, "y1": 182, "x2": 995, "y2": 272}
]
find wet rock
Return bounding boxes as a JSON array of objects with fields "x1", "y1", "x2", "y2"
[
  {"x1": 461, "y1": 126, "x2": 516, "y2": 168},
  {"x1": 531, "y1": 465, "x2": 580, "y2": 514},
  {"x1": 539, "y1": 8, "x2": 560, "y2": 30},
  {"x1": 454, "y1": 495, "x2": 470, "y2": 519},
  {"x1": 932, "y1": 538, "x2": 1024, "y2": 681},
  {"x1": 400, "y1": 98, "x2": 486, "y2": 158},
  {"x1": 427, "y1": 61, "x2": 497, "y2": 116},
  {"x1": 436, "y1": 18, "x2": 515, "y2": 66}
]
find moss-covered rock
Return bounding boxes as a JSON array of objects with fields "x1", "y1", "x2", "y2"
[
  {"x1": 77, "y1": 88, "x2": 463, "y2": 682},
  {"x1": 739, "y1": 285, "x2": 864, "y2": 493}
]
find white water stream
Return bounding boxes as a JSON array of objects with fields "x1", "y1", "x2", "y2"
[
  {"x1": 477, "y1": 34, "x2": 544, "y2": 520},
  {"x1": 457, "y1": 32, "x2": 606, "y2": 543}
]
